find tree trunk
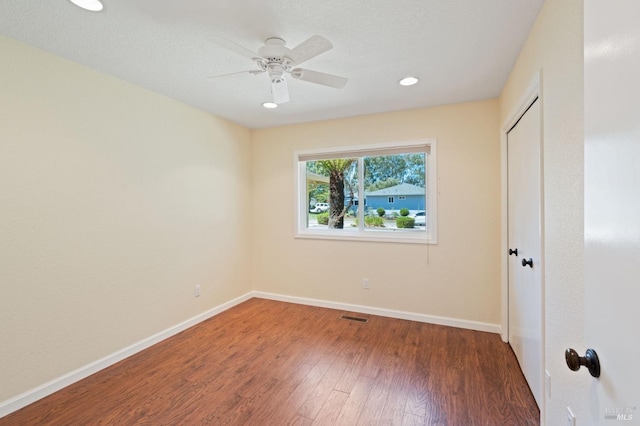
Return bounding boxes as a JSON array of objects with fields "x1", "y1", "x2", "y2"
[{"x1": 328, "y1": 170, "x2": 345, "y2": 229}]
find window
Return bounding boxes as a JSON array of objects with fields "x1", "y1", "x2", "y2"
[{"x1": 295, "y1": 140, "x2": 437, "y2": 244}]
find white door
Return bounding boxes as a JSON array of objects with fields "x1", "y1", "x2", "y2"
[
  {"x1": 583, "y1": 0, "x2": 640, "y2": 422},
  {"x1": 507, "y1": 98, "x2": 543, "y2": 408}
]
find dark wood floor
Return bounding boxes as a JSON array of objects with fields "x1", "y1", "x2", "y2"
[{"x1": 1, "y1": 298, "x2": 539, "y2": 425}]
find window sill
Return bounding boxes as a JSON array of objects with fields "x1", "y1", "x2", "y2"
[{"x1": 295, "y1": 228, "x2": 437, "y2": 245}]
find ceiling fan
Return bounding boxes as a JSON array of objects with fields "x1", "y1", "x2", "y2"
[{"x1": 210, "y1": 35, "x2": 348, "y2": 104}]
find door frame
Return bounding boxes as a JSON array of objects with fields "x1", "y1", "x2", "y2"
[{"x1": 500, "y1": 70, "x2": 546, "y2": 414}]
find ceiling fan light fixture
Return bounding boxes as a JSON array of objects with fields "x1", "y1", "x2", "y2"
[
  {"x1": 262, "y1": 102, "x2": 278, "y2": 109},
  {"x1": 67, "y1": 0, "x2": 104, "y2": 11},
  {"x1": 399, "y1": 76, "x2": 419, "y2": 86}
]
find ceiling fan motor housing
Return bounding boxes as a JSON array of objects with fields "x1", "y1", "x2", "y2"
[
  {"x1": 258, "y1": 37, "x2": 295, "y2": 82},
  {"x1": 258, "y1": 37, "x2": 288, "y2": 57}
]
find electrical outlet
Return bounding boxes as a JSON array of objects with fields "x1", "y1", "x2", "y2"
[
  {"x1": 195, "y1": 284, "x2": 201, "y2": 297},
  {"x1": 363, "y1": 278, "x2": 369, "y2": 289},
  {"x1": 566, "y1": 406, "x2": 576, "y2": 426}
]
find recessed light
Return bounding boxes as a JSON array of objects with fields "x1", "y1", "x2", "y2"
[
  {"x1": 399, "y1": 76, "x2": 419, "y2": 86},
  {"x1": 262, "y1": 102, "x2": 278, "y2": 109},
  {"x1": 68, "y1": 0, "x2": 104, "y2": 12}
]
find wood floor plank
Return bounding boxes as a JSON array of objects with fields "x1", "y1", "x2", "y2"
[
  {"x1": 362, "y1": 331, "x2": 411, "y2": 425},
  {"x1": 0, "y1": 298, "x2": 539, "y2": 425},
  {"x1": 334, "y1": 375, "x2": 375, "y2": 425},
  {"x1": 312, "y1": 390, "x2": 350, "y2": 425},
  {"x1": 291, "y1": 415, "x2": 316, "y2": 426},
  {"x1": 355, "y1": 380, "x2": 388, "y2": 426},
  {"x1": 277, "y1": 355, "x2": 336, "y2": 424},
  {"x1": 297, "y1": 357, "x2": 347, "y2": 420},
  {"x1": 402, "y1": 412, "x2": 428, "y2": 426}
]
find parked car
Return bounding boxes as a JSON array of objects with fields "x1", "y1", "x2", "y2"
[
  {"x1": 310, "y1": 202, "x2": 329, "y2": 213},
  {"x1": 411, "y1": 211, "x2": 426, "y2": 226}
]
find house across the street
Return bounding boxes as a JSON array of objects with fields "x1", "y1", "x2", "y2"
[{"x1": 364, "y1": 183, "x2": 425, "y2": 212}]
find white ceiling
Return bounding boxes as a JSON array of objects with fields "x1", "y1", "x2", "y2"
[{"x1": 0, "y1": 0, "x2": 544, "y2": 129}]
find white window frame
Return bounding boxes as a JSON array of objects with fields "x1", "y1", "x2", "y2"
[{"x1": 294, "y1": 139, "x2": 438, "y2": 244}]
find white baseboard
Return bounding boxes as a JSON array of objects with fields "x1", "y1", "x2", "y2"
[
  {"x1": 251, "y1": 291, "x2": 502, "y2": 334},
  {"x1": 1, "y1": 290, "x2": 501, "y2": 418},
  {"x1": 0, "y1": 292, "x2": 253, "y2": 418}
]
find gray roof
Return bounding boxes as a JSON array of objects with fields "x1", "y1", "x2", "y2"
[{"x1": 365, "y1": 183, "x2": 425, "y2": 196}]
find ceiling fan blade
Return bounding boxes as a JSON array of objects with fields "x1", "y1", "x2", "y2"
[
  {"x1": 272, "y1": 79, "x2": 290, "y2": 104},
  {"x1": 288, "y1": 35, "x2": 333, "y2": 65},
  {"x1": 290, "y1": 68, "x2": 348, "y2": 89},
  {"x1": 212, "y1": 35, "x2": 262, "y2": 60},
  {"x1": 206, "y1": 69, "x2": 264, "y2": 80}
]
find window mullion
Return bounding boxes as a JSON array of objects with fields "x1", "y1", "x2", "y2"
[{"x1": 358, "y1": 157, "x2": 364, "y2": 231}]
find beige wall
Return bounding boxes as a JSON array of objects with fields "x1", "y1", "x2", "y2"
[
  {"x1": 251, "y1": 100, "x2": 501, "y2": 325},
  {"x1": 0, "y1": 35, "x2": 252, "y2": 402},
  {"x1": 499, "y1": 0, "x2": 585, "y2": 423}
]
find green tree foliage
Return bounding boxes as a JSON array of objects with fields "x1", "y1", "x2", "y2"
[
  {"x1": 306, "y1": 162, "x2": 329, "y2": 203},
  {"x1": 307, "y1": 182, "x2": 328, "y2": 204},
  {"x1": 366, "y1": 177, "x2": 400, "y2": 192},
  {"x1": 364, "y1": 154, "x2": 425, "y2": 190},
  {"x1": 306, "y1": 161, "x2": 327, "y2": 175}
]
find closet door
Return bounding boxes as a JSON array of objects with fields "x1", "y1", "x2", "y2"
[{"x1": 507, "y1": 98, "x2": 542, "y2": 408}]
